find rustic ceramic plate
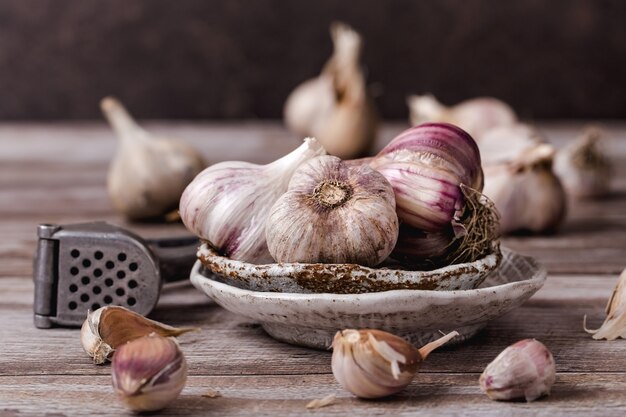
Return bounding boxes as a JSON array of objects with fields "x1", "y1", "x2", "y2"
[
  {"x1": 191, "y1": 247, "x2": 546, "y2": 349},
  {"x1": 197, "y1": 243, "x2": 501, "y2": 294}
]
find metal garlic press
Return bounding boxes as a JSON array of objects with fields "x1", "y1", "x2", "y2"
[{"x1": 33, "y1": 222, "x2": 199, "y2": 328}]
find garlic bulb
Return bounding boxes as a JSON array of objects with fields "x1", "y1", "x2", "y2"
[
  {"x1": 584, "y1": 268, "x2": 626, "y2": 340},
  {"x1": 180, "y1": 138, "x2": 326, "y2": 264},
  {"x1": 332, "y1": 329, "x2": 458, "y2": 399},
  {"x1": 265, "y1": 155, "x2": 398, "y2": 266},
  {"x1": 483, "y1": 143, "x2": 567, "y2": 234},
  {"x1": 479, "y1": 123, "x2": 545, "y2": 166},
  {"x1": 371, "y1": 123, "x2": 483, "y2": 232},
  {"x1": 284, "y1": 22, "x2": 377, "y2": 159},
  {"x1": 101, "y1": 97, "x2": 205, "y2": 220},
  {"x1": 407, "y1": 94, "x2": 517, "y2": 140},
  {"x1": 479, "y1": 339, "x2": 556, "y2": 402},
  {"x1": 112, "y1": 334, "x2": 187, "y2": 412},
  {"x1": 554, "y1": 127, "x2": 612, "y2": 199},
  {"x1": 80, "y1": 305, "x2": 195, "y2": 364}
]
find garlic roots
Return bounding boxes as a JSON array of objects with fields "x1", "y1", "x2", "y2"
[
  {"x1": 102, "y1": 97, "x2": 205, "y2": 220},
  {"x1": 331, "y1": 329, "x2": 458, "y2": 399},
  {"x1": 284, "y1": 22, "x2": 377, "y2": 159},
  {"x1": 265, "y1": 155, "x2": 398, "y2": 266},
  {"x1": 112, "y1": 334, "x2": 187, "y2": 412},
  {"x1": 483, "y1": 143, "x2": 567, "y2": 234},
  {"x1": 407, "y1": 94, "x2": 517, "y2": 140},
  {"x1": 80, "y1": 305, "x2": 195, "y2": 364},
  {"x1": 180, "y1": 137, "x2": 326, "y2": 264},
  {"x1": 584, "y1": 268, "x2": 626, "y2": 340},
  {"x1": 554, "y1": 127, "x2": 612, "y2": 199},
  {"x1": 479, "y1": 339, "x2": 556, "y2": 402}
]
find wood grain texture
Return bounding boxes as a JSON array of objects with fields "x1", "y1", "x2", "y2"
[{"x1": 0, "y1": 122, "x2": 625, "y2": 416}]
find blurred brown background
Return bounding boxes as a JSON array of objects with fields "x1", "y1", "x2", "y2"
[{"x1": 0, "y1": 0, "x2": 624, "y2": 120}]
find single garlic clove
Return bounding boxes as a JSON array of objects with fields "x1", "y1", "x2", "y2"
[
  {"x1": 80, "y1": 305, "x2": 196, "y2": 364},
  {"x1": 583, "y1": 268, "x2": 626, "y2": 340},
  {"x1": 180, "y1": 137, "x2": 326, "y2": 264},
  {"x1": 407, "y1": 94, "x2": 517, "y2": 140},
  {"x1": 284, "y1": 22, "x2": 377, "y2": 159},
  {"x1": 479, "y1": 339, "x2": 556, "y2": 402},
  {"x1": 331, "y1": 329, "x2": 458, "y2": 399},
  {"x1": 112, "y1": 334, "x2": 188, "y2": 412},
  {"x1": 101, "y1": 97, "x2": 205, "y2": 220},
  {"x1": 554, "y1": 127, "x2": 612, "y2": 199},
  {"x1": 265, "y1": 155, "x2": 398, "y2": 266}
]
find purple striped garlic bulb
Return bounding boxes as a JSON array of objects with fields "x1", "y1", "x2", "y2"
[{"x1": 179, "y1": 138, "x2": 326, "y2": 264}]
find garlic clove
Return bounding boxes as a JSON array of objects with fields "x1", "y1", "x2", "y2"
[
  {"x1": 101, "y1": 97, "x2": 205, "y2": 220},
  {"x1": 479, "y1": 339, "x2": 556, "y2": 402},
  {"x1": 554, "y1": 127, "x2": 612, "y2": 199},
  {"x1": 180, "y1": 137, "x2": 326, "y2": 264},
  {"x1": 265, "y1": 155, "x2": 398, "y2": 266},
  {"x1": 407, "y1": 94, "x2": 517, "y2": 140},
  {"x1": 80, "y1": 305, "x2": 196, "y2": 364},
  {"x1": 112, "y1": 334, "x2": 187, "y2": 412},
  {"x1": 583, "y1": 268, "x2": 626, "y2": 340},
  {"x1": 284, "y1": 22, "x2": 377, "y2": 159},
  {"x1": 331, "y1": 329, "x2": 458, "y2": 399}
]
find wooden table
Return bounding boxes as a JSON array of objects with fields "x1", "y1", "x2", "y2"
[{"x1": 1, "y1": 122, "x2": 625, "y2": 416}]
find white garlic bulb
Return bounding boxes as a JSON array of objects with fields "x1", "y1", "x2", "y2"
[
  {"x1": 554, "y1": 127, "x2": 612, "y2": 199},
  {"x1": 284, "y1": 22, "x2": 377, "y2": 159},
  {"x1": 584, "y1": 268, "x2": 626, "y2": 340},
  {"x1": 101, "y1": 97, "x2": 205, "y2": 220},
  {"x1": 483, "y1": 143, "x2": 567, "y2": 234},
  {"x1": 112, "y1": 334, "x2": 187, "y2": 412},
  {"x1": 407, "y1": 94, "x2": 517, "y2": 140},
  {"x1": 332, "y1": 329, "x2": 458, "y2": 399},
  {"x1": 479, "y1": 339, "x2": 556, "y2": 402},
  {"x1": 180, "y1": 138, "x2": 326, "y2": 264},
  {"x1": 265, "y1": 155, "x2": 398, "y2": 266}
]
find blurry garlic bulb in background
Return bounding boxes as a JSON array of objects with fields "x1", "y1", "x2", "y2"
[
  {"x1": 554, "y1": 127, "x2": 612, "y2": 199},
  {"x1": 479, "y1": 123, "x2": 545, "y2": 166},
  {"x1": 265, "y1": 155, "x2": 398, "y2": 266},
  {"x1": 180, "y1": 138, "x2": 326, "y2": 264},
  {"x1": 102, "y1": 97, "x2": 205, "y2": 220},
  {"x1": 284, "y1": 22, "x2": 377, "y2": 159},
  {"x1": 407, "y1": 94, "x2": 517, "y2": 140},
  {"x1": 483, "y1": 143, "x2": 566, "y2": 234}
]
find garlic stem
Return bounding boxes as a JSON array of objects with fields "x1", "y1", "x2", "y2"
[
  {"x1": 101, "y1": 97, "x2": 150, "y2": 144},
  {"x1": 417, "y1": 331, "x2": 459, "y2": 359}
]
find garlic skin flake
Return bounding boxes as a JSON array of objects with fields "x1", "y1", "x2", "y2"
[
  {"x1": 331, "y1": 329, "x2": 458, "y2": 399},
  {"x1": 284, "y1": 22, "x2": 377, "y2": 159},
  {"x1": 180, "y1": 138, "x2": 326, "y2": 264},
  {"x1": 554, "y1": 127, "x2": 612, "y2": 199},
  {"x1": 112, "y1": 334, "x2": 187, "y2": 412},
  {"x1": 80, "y1": 305, "x2": 195, "y2": 364},
  {"x1": 584, "y1": 268, "x2": 626, "y2": 340},
  {"x1": 483, "y1": 143, "x2": 566, "y2": 234},
  {"x1": 101, "y1": 97, "x2": 205, "y2": 220},
  {"x1": 479, "y1": 339, "x2": 556, "y2": 402},
  {"x1": 266, "y1": 155, "x2": 398, "y2": 266},
  {"x1": 407, "y1": 94, "x2": 517, "y2": 140}
]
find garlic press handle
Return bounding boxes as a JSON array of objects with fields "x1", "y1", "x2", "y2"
[{"x1": 147, "y1": 236, "x2": 200, "y2": 283}]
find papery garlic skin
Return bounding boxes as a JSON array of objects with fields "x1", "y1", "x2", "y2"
[
  {"x1": 112, "y1": 335, "x2": 187, "y2": 412},
  {"x1": 408, "y1": 94, "x2": 517, "y2": 140},
  {"x1": 483, "y1": 144, "x2": 566, "y2": 234},
  {"x1": 80, "y1": 305, "x2": 195, "y2": 364},
  {"x1": 479, "y1": 339, "x2": 556, "y2": 402},
  {"x1": 265, "y1": 155, "x2": 398, "y2": 266},
  {"x1": 331, "y1": 329, "x2": 458, "y2": 399},
  {"x1": 180, "y1": 138, "x2": 326, "y2": 264},
  {"x1": 102, "y1": 97, "x2": 205, "y2": 220},
  {"x1": 554, "y1": 128, "x2": 612, "y2": 199},
  {"x1": 479, "y1": 123, "x2": 545, "y2": 166},
  {"x1": 284, "y1": 22, "x2": 377, "y2": 159},
  {"x1": 584, "y1": 268, "x2": 626, "y2": 340}
]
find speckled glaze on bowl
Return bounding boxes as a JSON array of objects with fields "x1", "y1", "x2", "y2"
[
  {"x1": 191, "y1": 247, "x2": 546, "y2": 349},
  {"x1": 197, "y1": 243, "x2": 501, "y2": 294}
]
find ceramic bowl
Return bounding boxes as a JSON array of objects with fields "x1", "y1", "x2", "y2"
[
  {"x1": 197, "y1": 244, "x2": 501, "y2": 294},
  {"x1": 191, "y1": 247, "x2": 546, "y2": 349}
]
